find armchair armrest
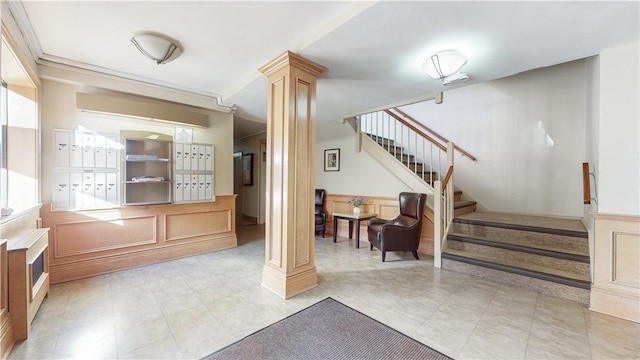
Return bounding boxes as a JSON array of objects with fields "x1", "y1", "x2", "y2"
[
  {"x1": 379, "y1": 219, "x2": 419, "y2": 239},
  {"x1": 368, "y1": 217, "x2": 393, "y2": 226}
]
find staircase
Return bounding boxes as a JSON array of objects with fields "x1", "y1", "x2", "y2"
[
  {"x1": 365, "y1": 133, "x2": 476, "y2": 214},
  {"x1": 348, "y1": 101, "x2": 591, "y2": 304},
  {"x1": 442, "y1": 212, "x2": 591, "y2": 304}
]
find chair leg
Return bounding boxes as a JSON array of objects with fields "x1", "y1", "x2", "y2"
[
  {"x1": 322, "y1": 230, "x2": 325, "y2": 238},
  {"x1": 370, "y1": 243, "x2": 373, "y2": 251},
  {"x1": 412, "y1": 251, "x2": 419, "y2": 260},
  {"x1": 381, "y1": 251, "x2": 386, "y2": 262}
]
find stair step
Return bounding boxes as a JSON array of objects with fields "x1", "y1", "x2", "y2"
[
  {"x1": 450, "y1": 221, "x2": 588, "y2": 255},
  {"x1": 445, "y1": 237, "x2": 590, "y2": 278},
  {"x1": 450, "y1": 224, "x2": 588, "y2": 256},
  {"x1": 442, "y1": 250, "x2": 591, "y2": 289},
  {"x1": 454, "y1": 200, "x2": 476, "y2": 209},
  {"x1": 453, "y1": 201, "x2": 476, "y2": 216},
  {"x1": 394, "y1": 153, "x2": 417, "y2": 162},
  {"x1": 380, "y1": 145, "x2": 405, "y2": 153},
  {"x1": 366, "y1": 134, "x2": 396, "y2": 146},
  {"x1": 455, "y1": 212, "x2": 587, "y2": 237},
  {"x1": 441, "y1": 256, "x2": 590, "y2": 304},
  {"x1": 447, "y1": 233, "x2": 588, "y2": 261},
  {"x1": 443, "y1": 212, "x2": 591, "y2": 304}
]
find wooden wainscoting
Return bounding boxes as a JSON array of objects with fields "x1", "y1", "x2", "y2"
[
  {"x1": 41, "y1": 195, "x2": 237, "y2": 284},
  {"x1": 0, "y1": 205, "x2": 43, "y2": 357},
  {"x1": 0, "y1": 240, "x2": 13, "y2": 360},
  {"x1": 590, "y1": 213, "x2": 640, "y2": 323},
  {"x1": 324, "y1": 194, "x2": 434, "y2": 256}
]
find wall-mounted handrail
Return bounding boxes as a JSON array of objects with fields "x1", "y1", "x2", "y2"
[
  {"x1": 583, "y1": 162, "x2": 591, "y2": 205},
  {"x1": 391, "y1": 107, "x2": 477, "y2": 161}
]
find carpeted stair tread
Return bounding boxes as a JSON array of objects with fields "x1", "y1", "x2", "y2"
[
  {"x1": 447, "y1": 226, "x2": 588, "y2": 256},
  {"x1": 454, "y1": 200, "x2": 476, "y2": 209},
  {"x1": 442, "y1": 248, "x2": 591, "y2": 286},
  {"x1": 456, "y1": 212, "x2": 587, "y2": 236},
  {"x1": 445, "y1": 239, "x2": 589, "y2": 278},
  {"x1": 447, "y1": 234, "x2": 589, "y2": 261}
]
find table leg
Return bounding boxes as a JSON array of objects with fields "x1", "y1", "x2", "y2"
[
  {"x1": 348, "y1": 221, "x2": 353, "y2": 239},
  {"x1": 355, "y1": 219, "x2": 361, "y2": 248},
  {"x1": 333, "y1": 217, "x2": 338, "y2": 243}
]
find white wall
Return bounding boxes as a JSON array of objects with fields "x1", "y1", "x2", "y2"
[
  {"x1": 316, "y1": 120, "x2": 410, "y2": 198},
  {"x1": 597, "y1": 42, "x2": 640, "y2": 216},
  {"x1": 397, "y1": 60, "x2": 589, "y2": 218},
  {"x1": 584, "y1": 56, "x2": 600, "y2": 228},
  {"x1": 40, "y1": 79, "x2": 234, "y2": 205}
]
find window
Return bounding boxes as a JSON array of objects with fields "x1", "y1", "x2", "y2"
[
  {"x1": 0, "y1": 37, "x2": 39, "y2": 217},
  {"x1": 0, "y1": 81, "x2": 7, "y2": 208}
]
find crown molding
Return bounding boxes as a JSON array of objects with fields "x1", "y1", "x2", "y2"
[
  {"x1": 6, "y1": 0, "x2": 43, "y2": 60},
  {"x1": 38, "y1": 58, "x2": 237, "y2": 113},
  {"x1": 6, "y1": 0, "x2": 236, "y2": 113}
]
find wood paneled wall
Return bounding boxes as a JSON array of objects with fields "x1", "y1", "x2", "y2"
[
  {"x1": 590, "y1": 213, "x2": 640, "y2": 323},
  {"x1": 0, "y1": 240, "x2": 13, "y2": 360},
  {"x1": 324, "y1": 194, "x2": 434, "y2": 256},
  {"x1": 41, "y1": 195, "x2": 237, "y2": 284},
  {"x1": 0, "y1": 205, "x2": 44, "y2": 357}
]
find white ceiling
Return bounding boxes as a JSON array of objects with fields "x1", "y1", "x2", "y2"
[{"x1": 12, "y1": 1, "x2": 640, "y2": 139}]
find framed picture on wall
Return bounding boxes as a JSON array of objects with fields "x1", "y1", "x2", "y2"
[
  {"x1": 243, "y1": 153, "x2": 253, "y2": 185},
  {"x1": 324, "y1": 148, "x2": 340, "y2": 172}
]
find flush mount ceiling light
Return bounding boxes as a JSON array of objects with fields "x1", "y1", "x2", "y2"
[
  {"x1": 421, "y1": 49, "x2": 469, "y2": 85},
  {"x1": 131, "y1": 33, "x2": 182, "y2": 65}
]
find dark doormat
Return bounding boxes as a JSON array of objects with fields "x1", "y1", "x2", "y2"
[{"x1": 202, "y1": 297, "x2": 452, "y2": 360}]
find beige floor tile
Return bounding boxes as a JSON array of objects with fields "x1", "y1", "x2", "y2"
[
  {"x1": 113, "y1": 301, "x2": 165, "y2": 330},
  {"x1": 118, "y1": 335, "x2": 183, "y2": 359},
  {"x1": 459, "y1": 325, "x2": 528, "y2": 360},
  {"x1": 53, "y1": 328, "x2": 117, "y2": 359},
  {"x1": 6, "y1": 224, "x2": 638, "y2": 360},
  {"x1": 173, "y1": 318, "x2": 237, "y2": 358},
  {"x1": 8, "y1": 335, "x2": 57, "y2": 360},
  {"x1": 114, "y1": 317, "x2": 173, "y2": 354},
  {"x1": 165, "y1": 304, "x2": 216, "y2": 334}
]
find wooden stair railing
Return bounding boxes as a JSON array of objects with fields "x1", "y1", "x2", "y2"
[
  {"x1": 391, "y1": 107, "x2": 477, "y2": 161},
  {"x1": 383, "y1": 110, "x2": 446, "y2": 152}
]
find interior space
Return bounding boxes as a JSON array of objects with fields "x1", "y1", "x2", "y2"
[{"x1": 0, "y1": 1, "x2": 638, "y2": 359}]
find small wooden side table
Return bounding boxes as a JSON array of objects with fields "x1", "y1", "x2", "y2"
[{"x1": 332, "y1": 212, "x2": 377, "y2": 248}]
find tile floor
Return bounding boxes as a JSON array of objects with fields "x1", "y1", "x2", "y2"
[{"x1": 8, "y1": 224, "x2": 640, "y2": 359}]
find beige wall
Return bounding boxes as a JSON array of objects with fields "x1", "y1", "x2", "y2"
[
  {"x1": 315, "y1": 125, "x2": 411, "y2": 198},
  {"x1": 39, "y1": 78, "x2": 234, "y2": 205}
]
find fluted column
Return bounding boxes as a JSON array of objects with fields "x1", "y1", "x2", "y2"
[{"x1": 259, "y1": 51, "x2": 326, "y2": 299}]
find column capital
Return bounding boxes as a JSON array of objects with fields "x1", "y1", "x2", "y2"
[{"x1": 259, "y1": 50, "x2": 327, "y2": 77}]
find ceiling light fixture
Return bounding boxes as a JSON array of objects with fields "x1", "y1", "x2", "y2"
[
  {"x1": 131, "y1": 33, "x2": 182, "y2": 65},
  {"x1": 421, "y1": 50, "x2": 469, "y2": 85}
]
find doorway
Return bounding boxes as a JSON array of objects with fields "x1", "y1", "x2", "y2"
[{"x1": 233, "y1": 151, "x2": 243, "y2": 222}]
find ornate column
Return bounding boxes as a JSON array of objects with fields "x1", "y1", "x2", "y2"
[{"x1": 259, "y1": 51, "x2": 326, "y2": 299}]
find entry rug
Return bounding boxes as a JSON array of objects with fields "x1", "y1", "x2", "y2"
[{"x1": 202, "y1": 297, "x2": 452, "y2": 360}]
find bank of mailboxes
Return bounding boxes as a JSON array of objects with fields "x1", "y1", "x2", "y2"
[
  {"x1": 173, "y1": 143, "x2": 214, "y2": 202},
  {"x1": 54, "y1": 171, "x2": 119, "y2": 209},
  {"x1": 173, "y1": 143, "x2": 213, "y2": 171},
  {"x1": 54, "y1": 130, "x2": 119, "y2": 169},
  {"x1": 53, "y1": 130, "x2": 120, "y2": 210},
  {"x1": 173, "y1": 174, "x2": 213, "y2": 202},
  {"x1": 53, "y1": 131, "x2": 216, "y2": 209}
]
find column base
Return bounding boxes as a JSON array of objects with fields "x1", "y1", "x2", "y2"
[{"x1": 261, "y1": 265, "x2": 318, "y2": 299}]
